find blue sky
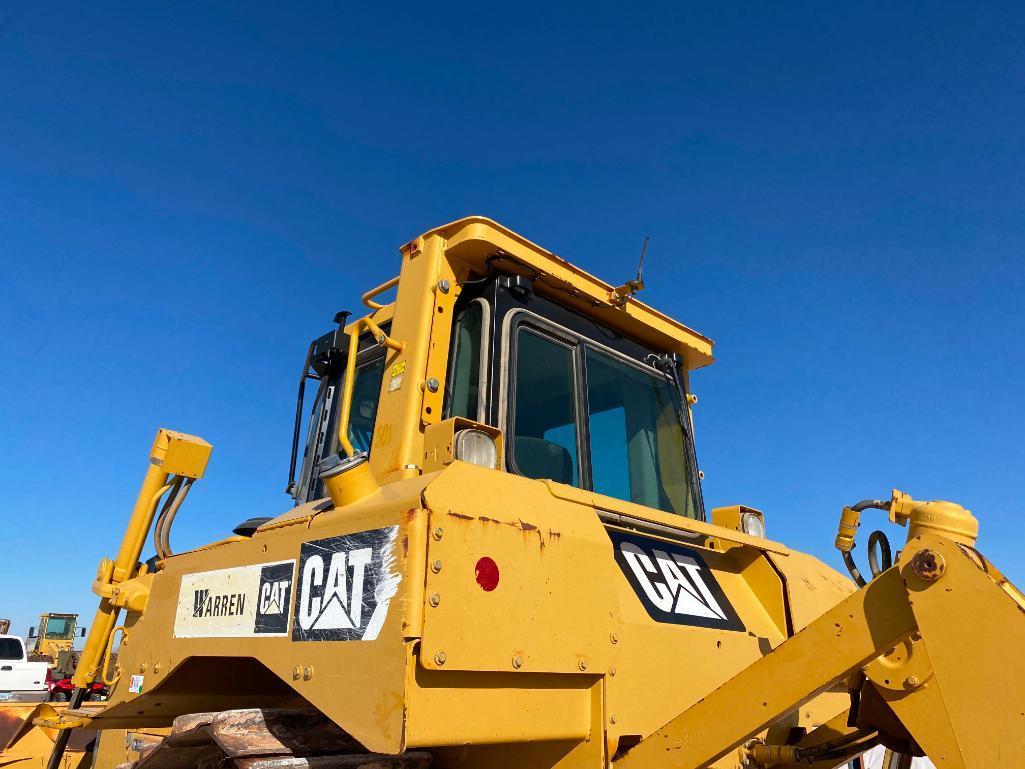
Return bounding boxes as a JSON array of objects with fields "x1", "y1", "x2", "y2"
[{"x1": 1, "y1": 2, "x2": 1022, "y2": 638}]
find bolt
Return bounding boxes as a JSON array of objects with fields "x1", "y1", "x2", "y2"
[
  {"x1": 433, "y1": 527, "x2": 444, "y2": 540},
  {"x1": 609, "y1": 714, "x2": 618, "y2": 725},
  {"x1": 610, "y1": 632, "x2": 619, "y2": 644},
  {"x1": 434, "y1": 651, "x2": 447, "y2": 666},
  {"x1": 609, "y1": 666, "x2": 617, "y2": 676},
  {"x1": 431, "y1": 559, "x2": 443, "y2": 573},
  {"x1": 426, "y1": 378, "x2": 440, "y2": 393},
  {"x1": 438, "y1": 279, "x2": 451, "y2": 294},
  {"x1": 911, "y1": 549, "x2": 946, "y2": 581},
  {"x1": 139, "y1": 663, "x2": 146, "y2": 673},
  {"x1": 429, "y1": 593, "x2": 441, "y2": 607},
  {"x1": 512, "y1": 655, "x2": 523, "y2": 669},
  {"x1": 153, "y1": 663, "x2": 160, "y2": 674},
  {"x1": 303, "y1": 666, "x2": 313, "y2": 681},
  {"x1": 906, "y1": 675, "x2": 921, "y2": 687},
  {"x1": 578, "y1": 658, "x2": 589, "y2": 671},
  {"x1": 292, "y1": 666, "x2": 302, "y2": 681}
]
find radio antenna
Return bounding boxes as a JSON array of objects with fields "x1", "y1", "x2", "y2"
[{"x1": 610, "y1": 235, "x2": 649, "y2": 307}]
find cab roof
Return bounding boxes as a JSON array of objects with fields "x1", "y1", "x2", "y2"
[{"x1": 408, "y1": 216, "x2": 714, "y2": 370}]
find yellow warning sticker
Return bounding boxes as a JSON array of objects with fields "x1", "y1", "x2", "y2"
[{"x1": 391, "y1": 361, "x2": 406, "y2": 377}]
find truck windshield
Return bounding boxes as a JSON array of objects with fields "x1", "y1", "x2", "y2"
[
  {"x1": 0, "y1": 638, "x2": 23, "y2": 660},
  {"x1": 44, "y1": 616, "x2": 75, "y2": 640}
]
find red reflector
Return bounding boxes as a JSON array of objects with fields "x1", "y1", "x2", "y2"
[{"x1": 475, "y1": 556, "x2": 500, "y2": 592}]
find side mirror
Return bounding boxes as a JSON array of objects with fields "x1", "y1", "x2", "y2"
[
  {"x1": 27, "y1": 627, "x2": 36, "y2": 638},
  {"x1": 79, "y1": 627, "x2": 87, "y2": 637}
]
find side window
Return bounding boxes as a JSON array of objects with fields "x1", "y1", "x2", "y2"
[
  {"x1": 511, "y1": 329, "x2": 580, "y2": 486},
  {"x1": 445, "y1": 301, "x2": 484, "y2": 420},
  {"x1": 346, "y1": 357, "x2": 386, "y2": 454}
]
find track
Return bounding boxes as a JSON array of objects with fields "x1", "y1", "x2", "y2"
[{"x1": 118, "y1": 709, "x2": 431, "y2": 769}]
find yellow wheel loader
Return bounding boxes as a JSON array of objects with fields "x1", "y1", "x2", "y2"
[{"x1": 31, "y1": 218, "x2": 1025, "y2": 769}]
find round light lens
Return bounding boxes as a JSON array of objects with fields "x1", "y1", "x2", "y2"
[
  {"x1": 741, "y1": 511, "x2": 766, "y2": 539},
  {"x1": 454, "y1": 429, "x2": 498, "y2": 469}
]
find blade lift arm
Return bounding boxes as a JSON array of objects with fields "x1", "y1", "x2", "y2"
[
  {"x1": 40, "y1": 429, "x2": 211, "y2": 769},
  {"x1": 616, "y1": 493, "x2": 1025, "y2": 769}
]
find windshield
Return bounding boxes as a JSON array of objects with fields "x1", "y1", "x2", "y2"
[
  {"x1": 44, "y1": 616, "x2": 75, "y2": 640},
  {"x1": 508, "y1": 320, "x2": 702, "y2": 519}
]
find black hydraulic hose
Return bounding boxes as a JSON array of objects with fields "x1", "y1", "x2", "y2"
[
  {"x1": 843, "y1": 550, "x2": 868, "y2": 588},
  {"x1": 46, "y1": 686, "x2": 86, "y2": 769},
  {"x1": 841, "y1": 499, "x2": 892, "y2": 586},
  {"x1": 868, "y1": 529, "x2": 893, "y2": 578}
]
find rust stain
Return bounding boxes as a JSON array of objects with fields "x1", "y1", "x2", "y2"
[
  {"x1": 478, "y1": 516, "x2": 501, "y2": 524},
  {"x1": 447, "y1": 511, "x2": 475, "y2": 521},
  {"x1": 400, "y1": 535, "x2": 409, "y2": 557},
  {"x1": 518, "y1": 519, "x2": 539, "y2": 531}
]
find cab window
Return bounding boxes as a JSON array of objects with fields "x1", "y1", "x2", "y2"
[
  {"x1": 510, "y1": 329, "x2": 580, "y2": 486},
  {"x1": 585, "y1": 348, "x2": 697, "y2": 517},
  {"x1": 508, "y1": 320, "x2": 700, "y2": 519},
  {"x1": 445, "y1": 301, "x2": 485, "y2": 420},
  {"x1": 43, "y1": 616, "x2": 75, "y2": 640},
  {"x1": 346, "y1": 358, "x2": 386, "y2": 454}
]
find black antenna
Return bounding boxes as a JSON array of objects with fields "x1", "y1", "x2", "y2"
[
  {"x1": 636, "y1": 235, "x2": 649, "y2": 285},
  {"x1": 610, "y1": 235, "x2": 650, "y2": 307}
]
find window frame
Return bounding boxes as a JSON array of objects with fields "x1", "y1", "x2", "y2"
[
  {"x1": 501, "y1": 305, "x2": 703, "y2": 519},
  {"x1": 505, "y1": 318, "x2": 588, "y2": 487},
  {"x1": 294, "y1": 330, "x2": 389, "y2": 504},
  {"x1": 443, "y1": 296, "x2": 492, "y2": 423}
]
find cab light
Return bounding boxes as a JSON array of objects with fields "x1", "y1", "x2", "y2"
[{"x1": 454, "y1": 429, "x2": 498, "y2": 470}]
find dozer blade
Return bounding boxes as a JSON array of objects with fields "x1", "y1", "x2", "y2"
[{"x1": 0, "y1": 702, "x2": 95, "y2": 768}]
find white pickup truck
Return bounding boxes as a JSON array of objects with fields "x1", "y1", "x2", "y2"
[{"x1": 0, "y1": 634, "x2": 48, "y2": 702}]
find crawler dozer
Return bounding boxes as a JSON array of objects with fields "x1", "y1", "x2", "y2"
[{"x1": 33, "y1": 218, "x2": 1025, "y2": 769}]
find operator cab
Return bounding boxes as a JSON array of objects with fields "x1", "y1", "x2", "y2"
[{"x1": 289, "y1": 268, "x2": 704, "y2": 521}]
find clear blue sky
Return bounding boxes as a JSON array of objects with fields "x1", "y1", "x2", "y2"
[{"x1": 1, "y1": 3, "x2": 1022, "y2": 638}]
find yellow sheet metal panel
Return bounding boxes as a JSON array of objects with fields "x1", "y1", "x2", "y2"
[
  {"x1": 420, "y1": 462, "x2": 620, "y2": 674},
  {"x1": 405, "y1": 669, "x2": 593, "y2": 746},
  {"x1": 88, "y1": 476, "x2": 434, "y2": 754}
]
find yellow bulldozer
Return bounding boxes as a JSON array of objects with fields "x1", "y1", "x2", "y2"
[{"x1": 24, "y1": 217, "x2": 1025, "y2": 769}]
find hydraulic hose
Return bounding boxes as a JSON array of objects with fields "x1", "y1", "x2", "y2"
[{"x1": 155, "y1": 477, "x2": 194, "y2": 560}]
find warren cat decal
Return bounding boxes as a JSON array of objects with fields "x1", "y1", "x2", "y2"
[
  {"x1": 174, "y1": 560, "x2": 295, "y2": 638},
  {"x1": 609, "y1": 530, "x2": 744, "y2": 631},
  {"x1": 292, "y1": 526, "x2": 401, "y2": 642}
]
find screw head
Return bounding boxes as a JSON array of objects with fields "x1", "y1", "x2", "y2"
[
  {"x1": 609, "y1": 666, "x2": 617, "y2": 676},
  {"x1": 610, "y1": 632, "x2": 619, "y2": 644},
  {"x1": 292, "y1": 666, "x2": 302, "y2": 680},
  {"x1": 438, "y1": 279, "x2": 451, "y2": 294},
  {"x1": 609, "y1": 714, "x2": 618, "y2": 725},
  {"x1": 905, "y1": 675, "x2": 921, "y2": 687},
  {"x1": 431, "y1": 559, "x2": 443, "y2": 573},
  {"x1": 433, "y1": 527, "x2": 444, "y2": 540},
  {"x1": 303, "y1": 666, "x2": 313, "y2": 681},
  {"x1": 578, "y1": 658, "x2": 589, "y2": 671},
  {"x1": 512, "y1": 655, "x2": 523, "y2": 669},
  {"x1": 426, "y1": 377, "x2": 440, "y2": 393},
  {"x1": 434, "y1": 651, "x2": 447, "y2": 666},
  {"x1": 429, "y1": 593, "x2": 441, "y2": 607}
]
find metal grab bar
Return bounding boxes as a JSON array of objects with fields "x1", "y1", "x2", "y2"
[
  {"x1": 337, "y1": 317, "x2": 405, "y2": 456},
  {"x1": 362, "y1": 276, "x2": 399, "y2": 310}
]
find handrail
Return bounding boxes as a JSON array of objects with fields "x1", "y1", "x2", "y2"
[
  {"x1": 337, "y1": 317, "x2": 405, "y2": 456},
  {"x1": 362, "y1": 276, "x2": 400, "y2": 310}
]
